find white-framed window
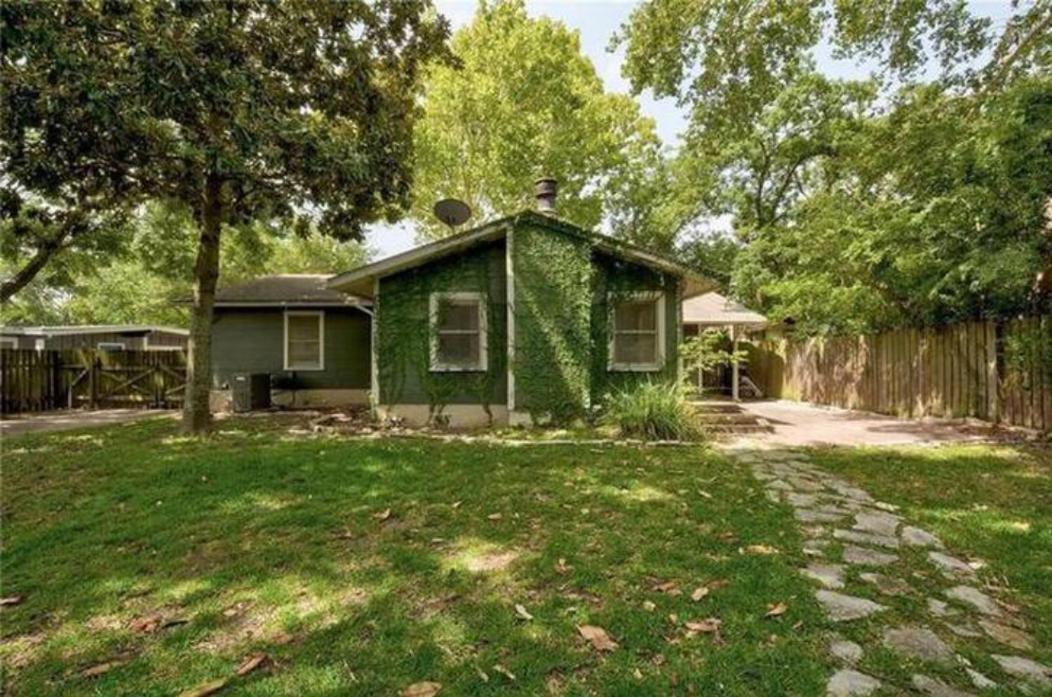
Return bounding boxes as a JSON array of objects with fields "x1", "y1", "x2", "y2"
[
  {"x1": 608, "y1": 291, "x2": 666, "y2": 371},
  {"x1": 284, "y1": 310, "x2": 325, "y2": 371},
  {"x1": 97, "y1": 342, "x2": 126, "y2": 351},
  {"x1": 430, "y1": 292, "x2": 487, "y2": 372},
  {"x1": 0, "y1": 338, "x2": 15, "y2": 350}
]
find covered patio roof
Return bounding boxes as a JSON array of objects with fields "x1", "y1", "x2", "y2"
[{"x1": 682, "y1": 292, "x2": 767, "y2": 329}]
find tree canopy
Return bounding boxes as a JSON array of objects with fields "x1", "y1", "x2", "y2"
[{"x1": 410, "y1": 0, "x2": 660, "y2": 239}]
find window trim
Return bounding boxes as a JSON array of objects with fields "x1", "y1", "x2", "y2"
[
  {"x1": 97, "y1": 341, "x2": 127, "y2": 351},
  {"x1": 0, "y1": 338, "x2": 16, "y2": 350},
  {"x1": 608, "y1": 291, "x2": 666, "y2": 372},
  {"x1": 429, "y1": 291, "x2": 488, "y2": 372},
  {"x1": 283, "y1": 310, "x2": 325, "y2": 371}
]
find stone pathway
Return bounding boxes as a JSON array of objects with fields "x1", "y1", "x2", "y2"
[{"x1": 737, "y1": 448, "x2": 1050, "y2": 696}]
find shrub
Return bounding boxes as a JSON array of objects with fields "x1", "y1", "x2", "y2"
[{"x1": 602, "y1": 381, "x2": 702, "y2": 441}]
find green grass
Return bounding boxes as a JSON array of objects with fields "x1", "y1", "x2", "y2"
[
  {"x1": 809, "y1": 444, "x2": 1052, "y2": 671},
  {"x1": 1, "y1": 415, "x2": 828, "y2": 696}
]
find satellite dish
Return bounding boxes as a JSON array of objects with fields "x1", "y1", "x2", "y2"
[{"x1": 433, "y1": 198, "x2": 471, "y2": 230}]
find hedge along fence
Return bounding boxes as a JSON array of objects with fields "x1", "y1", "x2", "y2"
[
  {"x1": 1, "y1": 349, "x2": 187, "y2": 414},
  {"x1": 747, "y1": 317, "x2": 1051, "y2": 432}
]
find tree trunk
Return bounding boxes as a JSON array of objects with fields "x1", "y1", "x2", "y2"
[
  {"x1": 182, "y1": 174, "x2": 224, "y2": 433},
  {"x1": 0, "y1": 225, "x2": 74, "y2": 302}
]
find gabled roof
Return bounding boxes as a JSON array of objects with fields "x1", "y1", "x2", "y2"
[
  {"x1": 328, "y1": 210, "x2": 715, "y2": 299},
  {"x1": 0, "y1": 324, "x2": 188, "y2": 336},
  {"x1": 682, "y1": 292, "x2": 767, "y2": 328},
  {"x1": 214, "y1": 274, "x2": 368, "y2": 307}
]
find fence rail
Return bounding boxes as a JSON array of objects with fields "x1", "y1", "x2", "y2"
[
  {"x1": 0, "y1": 349, "x2": 187, "y2": 415},
  {"x1": 747, "y1": 317, "x2": 1051, "y2": 432}
]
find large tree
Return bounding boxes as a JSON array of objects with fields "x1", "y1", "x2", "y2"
[
  {"x1": 410, "y1": 0, "x2": 660, "y2": 239},
  {"x1": 3, "y1": 1, "x2": 450, "y2": 432}
]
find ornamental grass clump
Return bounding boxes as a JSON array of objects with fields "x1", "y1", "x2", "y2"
[{"x1": 603, "y1": 381, "x2": 702, "y2": 441}]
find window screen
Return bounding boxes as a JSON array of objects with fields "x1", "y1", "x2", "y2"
[
  {"x1": 286, "y1": 313, "x2": 322, "y2": 369},
  {"x1": 611, "y1": 295, "x2": 663, "y2": 368},
  {"x1": 432, "y1": 294, "x2": 485, "y2": 370}
]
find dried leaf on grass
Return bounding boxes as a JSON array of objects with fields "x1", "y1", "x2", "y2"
[
  {"x1": 81, "y1": 658, "x2": 130, "y2": 678},
  {"x1": 372, "y1": 508, "x2": 392, "y2": 521},
  {"x1": 492, "y1": 664, "x2": 517, "y2": 681},
  {"x1": 744, "y1": 544, "x2": 779, "y2": 555},
  {"x1": 235, "y1": 653, "x2": 268, "y2": 676},
  {"x1": 178, "y1": 678, "x2": 229, "y2": 697},
  {"x1": 554, "y1": 558, "x2": 570, "y2": 575},
  {"x1": 651, "y1": 580, "x2": 681, "y2": 596},
  {"x1": 577, "y1": 624, "x2": 619, "y2": 652},
  {"x1": 765, "y1": 602, "x2": 788, "y2": 618},
  {"x1": 0, "y1": 595, "x2": 24, "y2": 607},
  {"x1": 514, "y1": 604, "x2": 533, "y2": 621},
  {"x1": 690, "y1": 587, "x2": 710, "y2": 602},
  {"x1": 401, "y1": 682, "x2": 442, "y2": 697},
  {"x1": 487, "y1": 513, "x2": 503, "y2": 521}
]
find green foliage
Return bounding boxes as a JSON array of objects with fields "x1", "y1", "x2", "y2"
[
  {"x1": 411, "y1": 0, "x2": 660, "y2": 239},
  {"x1": 512, "y1": 224, "x2": 594, "y2": 423},
  {"x1": 1004, "y1": 318, "x2": 1052, "y2": 382},
  {"x1": 681, "y1": 329, "x2": 747, "y2": 376},
  {"x1": 376, "y1": 243, "x2": 506, "y2": 421},
  {"x1": 602, "y1": 380, "x2": 701, "y2": 441}
]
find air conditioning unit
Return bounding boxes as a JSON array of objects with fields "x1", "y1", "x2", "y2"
[{"x1": 231, "y1": 373, "x2": 271, "y2": 413}]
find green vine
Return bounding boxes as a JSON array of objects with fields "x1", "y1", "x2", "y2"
[
  {"x1": 376, "y1": 241, "x2": 507, "y2": 422},
  {"x1": 1003, "y1": 318, "x2": 1052, "y2": 384},
  {"x1": 512, "y1": 224, "x2": 593, "y2": 424}
]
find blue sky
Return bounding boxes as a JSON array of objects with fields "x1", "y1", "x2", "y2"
[{"x1": 365, "y1": 0, "x2": 1012, "y2": 259}]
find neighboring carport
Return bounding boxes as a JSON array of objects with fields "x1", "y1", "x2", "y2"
[{"x1": 682, "y1": 292, "x2": 767, "y2": 400}]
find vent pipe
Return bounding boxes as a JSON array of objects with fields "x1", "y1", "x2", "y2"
[{"x1": 534, "y1": 177, "x2": 557, "y2": 213}]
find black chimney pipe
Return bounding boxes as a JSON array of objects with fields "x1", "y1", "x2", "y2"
[{"x1": 534, "y1": 177, "x2": 557, "y2": 213}]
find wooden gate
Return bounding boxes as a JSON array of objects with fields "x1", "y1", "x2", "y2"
[{"x1": 1, "y1": 349, "x2": 187, "y2": 414}]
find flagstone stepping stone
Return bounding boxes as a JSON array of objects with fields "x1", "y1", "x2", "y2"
[
  {"x1": 828, "y1": 482, "x2": 873, "y2": 502},
  {"x1": 833, "y1": 529, "x2": 901, "y2": 549},
  {"x1": 927, "y1": 599, "x2": 957, "y2": 617},
  {"x1": 797, "y1": 509, "x2": 847, "y2": 523},
  {"x1": 965, "y1": 668, "x2": 997, "y2": 690},
  {"x1": 842, "y1": 545, "x2": 899, "y2": 566},
  {"x1": 815, "y1": 590, "x2": 887, "y2": 621},
  {"x1": 828, "y1": 638, "x2": 863, "y2": 665},
  {"x1": 786, "y1": 492, "x2": 820, "y2": 507},
  {"x1": 873, "y1": 501, "x2": 899, "y2": 512},
  {"x1": 802, "y1": 563, "x2": 846, "y2": 589},
  {"x1": 859, "y1": 572, "x2": 912, "y2": 596},
  {"x1": 767, "y1": 479, "x2": 794, "y2": 491},
  {"x1": 803, "y1": 525, "x2": 831, "y2": 538},
  {"x1": 901, "y1": 525, "x2": 944, "y2": 548},
  {"x1": 789, "y1": 478, "x2": 826, "y2": 493},
  {"x1": 911, "y1": 674, "x2": 977, "y2": 697},
  {"x1": 827, "y1": 669, "x2": 882, "y2": 696},
  {"x1": 945, "y1": 585, "x2": 1001, "y2": 616},
  {"x1": 763, "y1": 489, "x2": 781, "y2": 503},
  {"x1": 946, "y1": 622, "x2": 982, "y2": 638},
  {"x1": 852, "y1": 511, "x2": 900, "y2": 536},
  {"x1": 977, "y1": 618, "x2": 1032, "y2": 650},
  {"x1": 883, "y1": 626, "x2": 954, "y2": 664},
  {"x1": 991, "y1": 655, "x2": 1052, "y2": 687},
  {"x1": 929, "y1": 551, "x2": 977, "y2": 577}
]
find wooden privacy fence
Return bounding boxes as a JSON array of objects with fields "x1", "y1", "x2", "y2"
[
  {"x1": 747, "y1": 317, "x2": 1051, "y2": 432},
  {"x1": 0, "y1": 349, "x2": 187, "y2": 414}
]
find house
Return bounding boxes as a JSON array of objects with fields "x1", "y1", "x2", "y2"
[
  {"x1": 0, "y1": 325, "x2": 188, "y2": 351},
  {"x1": 210, "y1": 180, "x2": 713, "y2": 425},
  {"x1": 682, "y1": 292, "x2": 768, "y2": 399},
  {"x1": 210, "y1": 274, "x2": 372, "y2": 409}
]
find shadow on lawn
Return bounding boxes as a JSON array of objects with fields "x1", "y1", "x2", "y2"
[{"x1": 1, "y1": 418, "x2": 829, "y2": 695}]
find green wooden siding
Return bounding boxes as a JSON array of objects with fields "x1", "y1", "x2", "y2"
[
  {"x1": 376, "y1": 240, "x2": 508, "y2": 406},
  {"x1": 211, "y1": 307, "x2": 371, "y2": 389}
]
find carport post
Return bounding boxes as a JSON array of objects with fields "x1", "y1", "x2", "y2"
[{"x1": 730, "y1": 325, "x2": 740, "y2": 402}]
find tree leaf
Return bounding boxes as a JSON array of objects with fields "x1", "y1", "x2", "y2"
[
  {"x1": 235, "y1": 653, "x2": 268, "y2": 676},
  {"x1": 372, "y1": 508, "x2": 392, "y2": 521},
  {"x1": 492, "y1": 664, "x2": 516, "y2": 681},
  {"x1": 765, "y1": 602, "x2": 788, "y2": 618},
  {"x1": 514, "y1": 603, "x2": 533, "y2": 621},
  {"x1": 577, "y1": 624, "x2": 619, "y2": 652},
  {"x1": 487, "y1": 513, "x2": 502, "y2": 521},
  {"x1": 401, "y1": 682, "x2": 442, "y2": 697},
  {"x1": 690, "y1": 586, "x2": 710, "y2": 602},
  {"x1": 0, "y1": 595, "x2": 24, "y2": 606},
  {"x1": 178, "y1": 678, "x2": 229, "y2": 697}
]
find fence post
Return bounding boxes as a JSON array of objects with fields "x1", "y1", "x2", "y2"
[
  {"x1": 985, "y1": 320, "x2": 1000, "y2": 424},
  {"x1": 89, "y1": 356, "x2": 98, "y2": 409}
]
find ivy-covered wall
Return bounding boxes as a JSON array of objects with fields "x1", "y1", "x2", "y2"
[
  {"x1": 511, "y1": 221, "x2": 595, "y2": 422},
  {"x1": 376, "y1": 240, "x2": 507, "y2": 412},
  {"x1": 590, "y1": 252, "x2": 681, "y2": 402}
]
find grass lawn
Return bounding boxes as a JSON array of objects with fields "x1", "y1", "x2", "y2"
[
  {"x1": 810, "y1": 443, "x2": 1052, "y2": 668},
  {"x1": 1, "y1": 415, "x2": 829, "y2": 696}
]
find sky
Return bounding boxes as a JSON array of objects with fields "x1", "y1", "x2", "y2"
[{"x1": 365, "y1": 0, "x2": 1012, "y2": 260}]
